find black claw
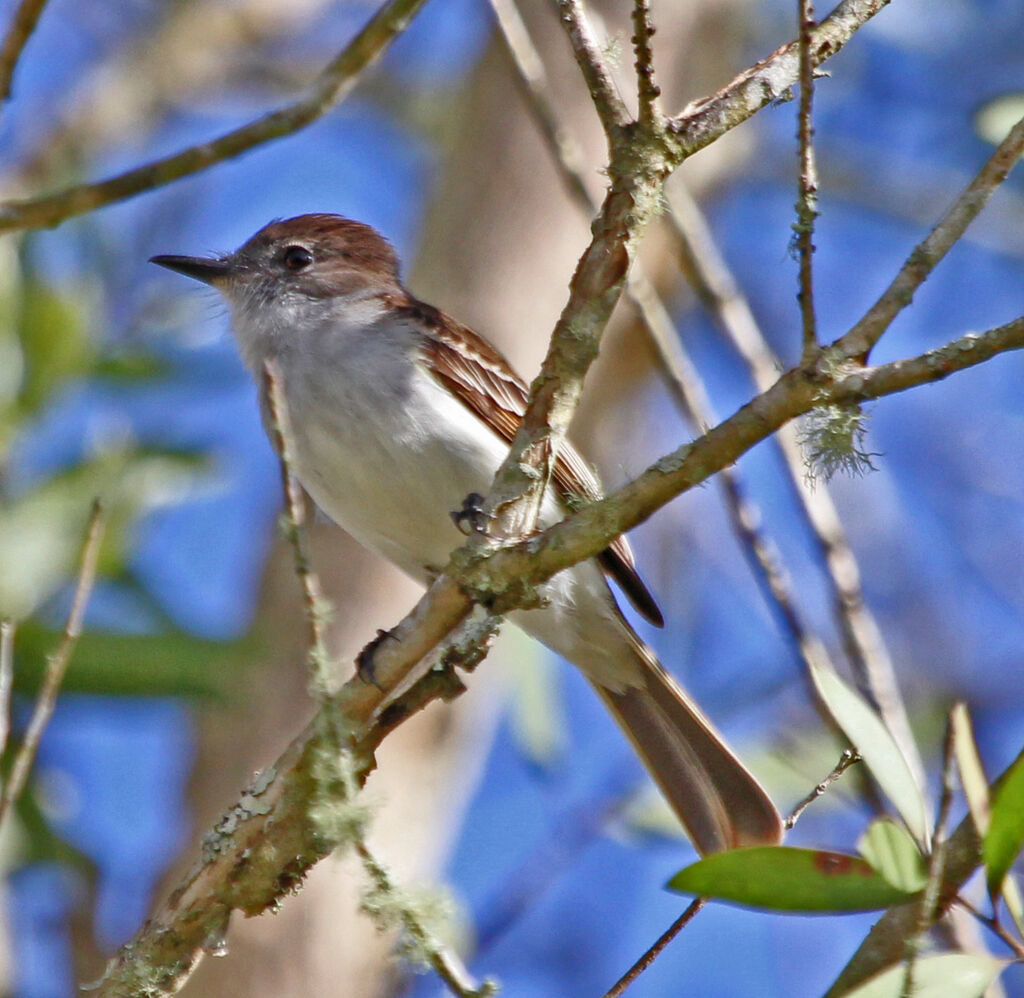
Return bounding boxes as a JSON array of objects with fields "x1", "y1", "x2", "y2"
[
  {"x1": 356, "y1": 628, "x2": 397, "y2": 689},
  {"x1": 450, "y1": 492, "x2": 490, "y2": 536}
]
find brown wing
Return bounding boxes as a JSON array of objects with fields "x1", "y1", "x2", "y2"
[{"x1": 405, "y1": 299, "x2": 664, "y2": 628}]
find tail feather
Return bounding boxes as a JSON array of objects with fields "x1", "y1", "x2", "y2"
[{"x1": 596, "y1": 651, "x2": 783, "y2": 854}]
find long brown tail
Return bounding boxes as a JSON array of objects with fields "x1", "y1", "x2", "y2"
[{"x1": 595, "y1": 650, "x2": 783, "y2": 855}]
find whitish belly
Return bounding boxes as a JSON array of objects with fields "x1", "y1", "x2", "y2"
[{"x1": 288, "y1": 371, "x2": 511, "y2": 579}]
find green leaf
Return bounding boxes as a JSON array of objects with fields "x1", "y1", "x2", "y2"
[
  {"x1": 92, "y1": 353, "x2": 171, "y2": 383},
  {"x1": 951, "y1": 704, "x2": 990, "y2": 834},
  {"x1": 16, "y1": 277, "x2": 96, "y2": 415},
  {"x1": 949, "y1": 706, "x2": 1024, "y2": 932},
  {"x1": 840, "y1": 952, "x2": 1008, "y2": 998},
  {"x1": 666, "y1": 846, "x2": 916, "y2": 913},
  {"x1": 13, "y1": 622, "x2": 256, "y2": 699},
  {"x1": 810, "y1": 661, "x2": 930, "y2": 847},
  {"x1": 984, "y1": 749, "x2": 1024, "y2": 896},
  {"x1": 857, "y1": 818, "x2": 928, "y2": 892}
]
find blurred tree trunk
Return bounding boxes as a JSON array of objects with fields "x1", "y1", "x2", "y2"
[{"x1": 91, "y1": 1, "x2": 754, "y2": 994}]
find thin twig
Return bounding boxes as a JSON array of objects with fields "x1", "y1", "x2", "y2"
[
  {"x1": 0, "y1": 501, "x2": 104, "y2": 827},
  {"x1": 0, "y1": 0, "x2": 50, "y2": 107},
  {"x1": 625, "y1": 270, "x2": 839, "y2": 694},
  {"x1": 631, "y1": 0, "x2": 662, "y2": 125},
  {"x1": 669, "y1": 0, "x2": 891, "y2": 154},
  {"x1": 356, "y1": 840, "x2": 495, "y2": 998},
  {"x1": 0, "y1": 0, "x2": 430, "y2": 233},
  {"x1": 953, "y1": 897, "x2": 1024, "y2": 960},
  {"x1": 785, "y1": 748, "x2": 861, "y2": 829},
  {"x1": 665, "y1": 182, "x2": 927, "y2": 791},
  {"x1": 602, "y1": 898, "x2": 707, "y2": 998},
  {"x1": 554, "y1": 0, "x2": 630, "y2": 136},
  {"x1": 0, "y1": 618, "x2": 14, "y2": 759},
  {"x1": 262, "y1": 360, "x2": 332, "y2": 696},
  {"x1": 838, "y1": 112, "x2": 1024, "y2": 359},
  {"x1": 901, "y1": 712, "x2": 957, "y2": 997},
  {"x1": 794, "y1": 0, "x2": 820, "y2": 359}
]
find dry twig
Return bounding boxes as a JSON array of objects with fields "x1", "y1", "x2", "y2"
[
  {"x1": 0, "y1": 618, "x2": 14, "y2": 759},
  {"x1": 665, "y1": 180, "x2": 927, "y2": 793},
  {"x1": 785, "y1": 749, "x2": 861, "y2": 829},
  {"x1": 794, "y1": 0, "x2": 820, "y2": 359},
  {"x1": 260, "y1": 361, "x2": 486, "y2": 998},
  {"x1": 602, "y1": 898, "x2": 707, "y2": 998},
  {"x1": 0, "y1": 501, "x2": 104, "y2": 827}
]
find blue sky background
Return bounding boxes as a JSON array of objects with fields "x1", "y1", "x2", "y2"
[{"x1": 3, "y1": 0, "x2": 1024, "y2": 995}]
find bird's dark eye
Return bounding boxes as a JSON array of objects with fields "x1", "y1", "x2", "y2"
[{"x1": 283, "y1": 245, "x2": 313, "y2": 271}]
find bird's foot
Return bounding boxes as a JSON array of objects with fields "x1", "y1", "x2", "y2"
[
  {"x1": 450, "y1": 492, "x2": 491, "y2": 536},
  {"x1": 356, "y1": 627, "x2": 398, "y2": 689}
]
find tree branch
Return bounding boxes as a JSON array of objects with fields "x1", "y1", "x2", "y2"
[
  {"x1": 630, "y1": 0, "x2": 662, "y2": 126},
  {"x1": 0, "y1": 0, "x2": 50, "y2": 109},
  {"x1": 669, "y1": 0, "x2": 891, "y2": 155},
  {"x1": 92, "y1": 602, "x2": 498, "y2": 996},
  {"x1": 0, "y1": 0, "x2": 430, "y2": 233},
  {"x1": 794, "y1": 0, "x2": 820, "y2": 360},
  {"x1": 461, "y1": 316, "x2": 1024, "y2": 607},
  {"x1": 0, "y1": 618, "x2": 14, "y2": 759},
  {"x1": 838, "y1": 111, "x2": 1024, "y2": 359},
  {"x1": 554, "y1": 0, "x2": 630, "y2": 137},
  {"x1": 601, "y1": 898, "x2": 706, "y2": 998}
]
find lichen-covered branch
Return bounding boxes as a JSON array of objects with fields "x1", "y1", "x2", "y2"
[
  {"x1": 462, "y1": 316, "x2": 1024, "y2": 607},
  {"x1": 92, "y1": 604, "x2": 498, "y2": 996}
]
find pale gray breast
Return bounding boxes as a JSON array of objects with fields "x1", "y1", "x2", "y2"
[{"x1": 267, "y1": 317, "x2": 509, "y2": 576}]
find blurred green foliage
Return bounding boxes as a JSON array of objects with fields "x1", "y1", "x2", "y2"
[{"x1": 1, "y1": 239, "x2": 256, "y2": 695}]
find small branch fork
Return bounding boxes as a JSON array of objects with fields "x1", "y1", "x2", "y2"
[{"x1": 785, "y1": 749, "x2": 861, "y2": 830}]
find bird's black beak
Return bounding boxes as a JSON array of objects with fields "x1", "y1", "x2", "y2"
[{"x1": 150, "y1": 254, "x2": 232, "y2": 286}]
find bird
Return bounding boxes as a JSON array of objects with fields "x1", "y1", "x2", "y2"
[{"x1": 151, "y1": 213, "x2": 782, "y2": 854}]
